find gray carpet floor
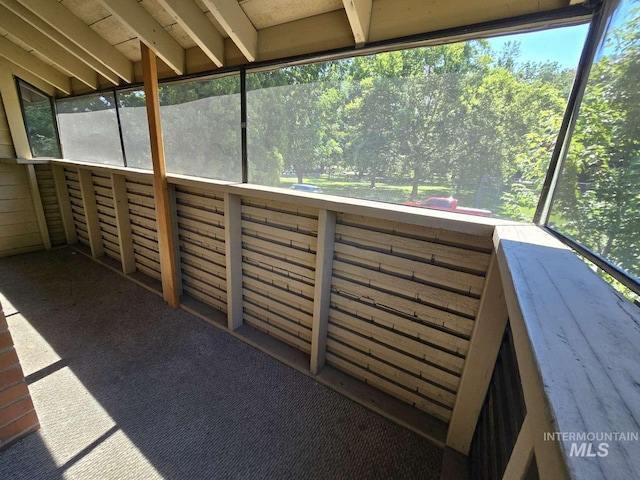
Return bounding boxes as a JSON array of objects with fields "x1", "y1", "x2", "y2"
[{"x1": 0, "y1": 248, "x2": 442, "y2": 479}]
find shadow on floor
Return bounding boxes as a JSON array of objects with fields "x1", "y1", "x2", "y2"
[{"x1": 0, "y1": 248, "x2": 442, "y2": 479}]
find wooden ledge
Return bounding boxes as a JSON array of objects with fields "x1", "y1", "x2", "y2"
[
  {"x1": 494, "y1": 224, "x2": 640, "y2": 479},
  {"x1": 47, "y1": 159, "x2": 521, "y2": 238}
]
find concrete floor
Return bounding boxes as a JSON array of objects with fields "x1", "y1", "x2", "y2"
[{"x1": 0, "y1": 248, "x2": 443, "y2": 479}]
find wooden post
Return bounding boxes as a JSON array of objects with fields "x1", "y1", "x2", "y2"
[
  {"x1": 77, "y1": 168, "x2": 104, "y2": 258},
  {"x1": 141, "y1": 42, "x2": 179, "y2": 308},
  {"x1": 168, "y1": 183, "x2": 183, "y2": 295},
  {"x1": 446, "y1": 254, "x2": 509, "y2": 454},
  {"x1": 502, "y1": 415, "x2": 534, "y2": 479},
  {"x1": 310, "y1": 209, "x2": 336, "y2": 374},
  {"x1": 51, "y1": 164, "x2": 77, "y2": 244},
  {"x1": 111, "y1": 173, "x2": 136, "y2": 274},
  {"x1": 26, "y1": 164, "x2": 51, "y2": 250},
  {"x1": 224, "y1": 192, "x2": 243, "y2": 330}
]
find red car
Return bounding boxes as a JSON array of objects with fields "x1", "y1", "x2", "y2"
[{"x1": 404, "y1": 197, "x2": 492, "y2": 217}]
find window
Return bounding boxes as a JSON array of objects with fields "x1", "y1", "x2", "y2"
[
  {"x1": 17, "y1": 80, "x2": 61, "y2": 158},
  {"x1": 117, "y1": 89, "x2": 152, "y2": 170},
  {"x1": 57, "y1": 92, "x2": 124, "y2": 166},
  {"x1": 246, "y1": 25, "x2": 587, "y2": 219},
  {"x1": 159, "y1": 75, "x2": 242, "y2": 182},
  {"x1": 548, "y1": 0, "x2": 640, "y2": 283}
]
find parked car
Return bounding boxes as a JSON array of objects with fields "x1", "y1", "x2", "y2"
[
  {"x1": 404, "y1": 196, "x2": 492, "y2": 217},
  {"x1": 289, "y1": 184, "x2": 323, "y2": 193}
]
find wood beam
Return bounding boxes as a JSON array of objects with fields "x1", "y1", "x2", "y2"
[
  {"x1": 0, "y1": 37, "x2": 71, "y2": 94},
  {"x1": 1, "y1": 0, "x2": 119, "y2": 86},
  {"x1": 224, "y1": 192, "x2": 243, "y2": 330},
  {"x1": 26, "y1": 164, "x2": 51, "y2": 250},
  {"x1": 503, "y1": 415, "x2": 535, "y2": 479},
  {"x1": 446, "y1": 254, "x2": 508, "y2": 455},
  {"x1": 141, "y1": 43, "x2": 180, "y2": 308},
  {"x1": 111, "y1": 173, "x2": 136, "y2": 274},
  {"x1": 310, "y1": 209, "x2": 336, "y2": 374},
  {"x1": 7, "y1": 63, "x2": 55, "y2": 97},
  {"x1": 17, "y1": 0, "x2": 133, "y2": 83},
  {"x1": 200, "y1": 0, "x2": 257, "y2": 62},
  {"x1": 0, "y1": 5, "x2": 97, "y2": 89},
  {"x1": 342, "y1": 0, "x2": 372, "y2": 47},
  {"x1": 51, "y1": 164, "x2": 77, "y2": 245},
  {"x1": 78, "y1": 168, "x2": 104, "y2": 258},
  {"x1": 100, "y1": 0, "x2": 185, "y2": 75},
  {"x1": 156, "y1": 0, "x2": 224, "y2": 68}
]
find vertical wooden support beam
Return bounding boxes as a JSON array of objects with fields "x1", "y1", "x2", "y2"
[
  {"x1": 111, "y1": 173, "x2": 136, "y2": 274},
  {"x1": 141, "y1": 42, "x2": 180, "y2": 308},
  {"x1": 51, "y1": 164, "x2": 77, "y2": 245},
  {"x1": 224, "y1": 192, "x2": 243, "y2": 330},
  {"x1": 503, "y1": 415, "x2": 534, "y2": 479},
  {"x1": 26, "y1": 164, "x2": 51, "y2": 250},
  {"x1": 168, "y1": 183, "x2": 182, "y2": 295},
  {"x1": 446, "y1": 254, "x2": 508, "y2": 454},
  {"x1": 0, "y1": 64, "x2": 50, "y2": 250},
  {"x1": 78, "y1": 168, "x2": 104, "y2": 258},
  {"x1": 310, "y1": 209, "x2": 336, "y2": 375}
]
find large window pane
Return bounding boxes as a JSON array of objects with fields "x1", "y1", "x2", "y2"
[
  {"x1": 57, "y1": 93, "x2": 123, "y2": 166},
  {"x1": 18, "y1": 80, "x2": 61, "y2": 158},
  {"x1": 159, "y1": 75, "x2": 241, "y2": 181},
  {"x1": 247, "y1": 25, "x2": 587, "y2": 220},
  {"x1": 117, "y1": 89, "x2": 152, "y2": 170},
  {"x1": 549, "y1": 0, "x2": 640, "y2": 282}
]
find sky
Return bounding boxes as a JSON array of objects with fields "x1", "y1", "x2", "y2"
[{"x1": 487, "y1": 23, "x2": 590, "y2": 68}]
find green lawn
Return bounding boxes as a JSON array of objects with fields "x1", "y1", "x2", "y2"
[
  {"x1": 279, "y1": 175, "x2": 558, "y2": 223},
  {"x1": 279, "y1": 176, "x2": 457, "y2": 204}
]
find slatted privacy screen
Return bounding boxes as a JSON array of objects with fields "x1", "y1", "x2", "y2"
[
  {"x1": 125, "y1": 177, "x2": 161, "y2": 281},
  {"x1": 470, "y1": 324, "x2": 528, "y2": 480},
  {"x1": 64, "y1": 167, "x2": 88, "y2": 247},
  {"x1": 91, "y1": 172, "x2": 120, "y2": 262},
  {"x1": 34, "y1": 164, "x2": 65, "y2": 247},
  {"x1": 175, "y1": 185, "x2": 227, "y2": 313},
  {"x1": 241, "y1": 198, "x2": 319, "y2": 354},
  {"x1": 326, "y1": 213, "x2": 492, "y2": 423}
]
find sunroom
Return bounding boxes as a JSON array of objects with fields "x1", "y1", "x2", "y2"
[{"x1": 0, "y1": 0, "x2": 639, "y2": 478}]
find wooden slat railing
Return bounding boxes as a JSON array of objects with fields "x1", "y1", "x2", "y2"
[{"x1": 37, "y1": 159, "x2": 640, "y2": 479}]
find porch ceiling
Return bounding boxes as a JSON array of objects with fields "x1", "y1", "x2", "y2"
[{"x1": 0, "y1": 0, "x2": 573, "y2": 96}]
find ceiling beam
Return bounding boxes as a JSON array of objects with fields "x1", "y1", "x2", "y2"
[
  {"x1": 16, "y1": 0, "x2": 133, "y2": 83},
  {"x1": 7, "y1": 63, "x2": 55, "y2": 96},
  {"x1": 200, "y1": 0, "x2": 258, "y2": 62},
  {"x1": 0, "y1": 36, "x2": 70, "y2": 94},
  {"x1": 0, "y1": 0, "x2": 119, "y2": 86},
  {"x1": 100, "y1": 0, "x2": 185, "y2": 75},
  {"x1": 156, "y1": 0, "x2": 224, "y2": 68},
  {"x1": 342, "y1": 0, "x2": 372, "y2": 47},
  {"x1": 0, "y1": 5, "x2": 97, "y2": 90}
]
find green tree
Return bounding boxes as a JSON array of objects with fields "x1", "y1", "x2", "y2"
[{"x1": 552, "y1": 8, "x2": 640, "y2": 279}]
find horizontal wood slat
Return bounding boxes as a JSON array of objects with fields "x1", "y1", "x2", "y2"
[
  {"x1": 326, "y1": 214, "x2": 491, "y2": 425},
  {"x1": 92, "y1": 172, "x2": 121, "y2": 262},
  {"x1": 34, "y1": 164, "x2": 65, "y2": 247},
  {"x1": 241, "y1": 199, "x2": 318, "y2": 351},
  {"x1": 65, "y1": 167, "x2": 87, "y2": 247},
  {"x1": 176, "y1": 185, "x2": 227, "y2": 313},
  {"x1": 126, "y1": 178, "x2": 160, "y2": 278}
]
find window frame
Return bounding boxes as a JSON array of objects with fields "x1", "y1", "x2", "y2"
[
  {"x1": 533, "y1": 0, "x2": 640, "y2": 297},
  {"x1": 15, "y1": 77, "x2": 62, "y2": 159}
]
